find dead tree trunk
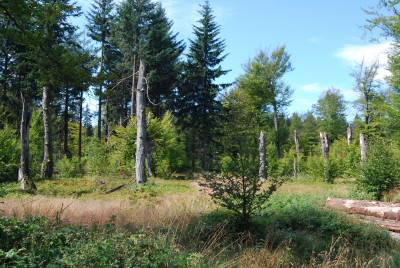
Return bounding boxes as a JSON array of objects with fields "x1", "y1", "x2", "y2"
[
  {"x1": 326, "y1": 198, "x2": 400, "y2": 221},
  {"x1": 294, "y1": 130, "x2": 300, "y2": 176},
  {"x1": 259, "y1": 131, "x2": 266, "y2": 181},
  {"x1": 135, "y1": 59, "x2": 147, "y2": 184},
  {"x1": 320, "y1": 132, "x2": 331, "y2": 183},
  {"x1": 63, "y1": 86, "x2": 69, "y2": 157},
  {"x1": 360, "y1": 133, "x2": 367, "y2": 162},
  {"x1": 347, "y1": 124, "x2": 353, "y2": 146},
  {"x1": 41, "y1": 86, "x2": 53, "y2": 179},
  {"x1": 18, "y1": 92, "x2": 36, "y2": 190}
]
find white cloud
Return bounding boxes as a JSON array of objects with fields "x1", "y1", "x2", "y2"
[
  {"x1": 335, "y1": 42, "x2": 393, "y2": 80},
  {"x1": 299, "y1": 83, "x2": 325, "y2": 92}
]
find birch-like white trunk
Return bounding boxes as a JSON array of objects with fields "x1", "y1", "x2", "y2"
[
  {"x1": 41, "y1": 86, "x2": 53, "y2": 179},
  {"x1": 347, "y1": 124, "x2": 353, "y2": 146},
  {"x1": 360, "y1": 133, "x2": 367, "y2": 161},
  {"x1": 294, "y1": 130, "x2": 300, "y2": 176},
  {"x1": 135, "y1": 59, "x2": 147, "y2": 184},
  {"x1": 259, "y1": 131, "x2": 266, "y2": 181}
]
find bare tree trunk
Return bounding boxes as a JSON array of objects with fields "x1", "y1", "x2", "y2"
[
  {"x1": 320, "y1": 132, "x2": 330, "y2": 183},
  {"x1": 191, "y1": 130, "x2": 196, "y2": 172},
  {"x1": 272, "y1": 103, "x2": 280, "y2": 158},
  {"x1": 19, "y1": 92, "x2": 36, "y2": 190},
  {"x1": 41, "y1": 86, "x2": 53, "y2": 179},
  {"x1": 294, "y1": 130, "x2": 300, "y2": 176},
  {"x1": 360, "y1": 133, "x2": 367, "y2": 162},
  {"x1": 259, "y1": 131, "x2": 266, "y2": 181},
  {"x1": 63, "y1": 86, "x2": 69, "y2": 157},
  {"x1": 347, "y1": 124, "x2": 353, "y2": 146},
  {"x1": 97, "y1": 44, "x2": 104, "y2": 140},
  {"x1": 131, "y1": 55, "x2": 136, "y2": 117},
  {"x1": 78, "y1": 89, "x2": 83, "y2": 160},
  {"x1": 135, "y1": 59, "x2": 147, "y2": 184}
]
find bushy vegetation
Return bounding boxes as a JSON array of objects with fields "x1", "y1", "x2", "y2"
[{"x1": 0, "y1": 125, "x2": 19, "y2": 182}]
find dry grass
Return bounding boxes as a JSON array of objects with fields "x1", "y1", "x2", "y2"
[{"x1": 0, "y1": 190, "x2": 214, "y2": 230}]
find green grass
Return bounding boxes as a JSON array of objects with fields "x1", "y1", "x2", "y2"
[{"x1": 1, "y1": 175, "x2": 399, "y2": 267}]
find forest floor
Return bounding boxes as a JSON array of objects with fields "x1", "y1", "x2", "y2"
[{"x1": 1, "y1": 176, "x2": 400, "y2": 267}]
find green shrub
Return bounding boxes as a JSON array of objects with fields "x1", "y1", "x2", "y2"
[
  {"x1": 0, "y1": 125, "x2": 19, "y2": 182},
  {"x1": 56, "y1": 156, "x2": 84, "y2": 178},
  {"x1": 0, "y1": 216, "x2": 191, "y2": 267},
  {"x1": 357, "y1": 139, "x2": 400, "y2": 200},
  {"x1": 84, "y1": 138, "x2": 110, "y2": 176}
]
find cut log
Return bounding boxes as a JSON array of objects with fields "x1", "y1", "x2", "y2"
[
  {"x1": 326, "y1": 198, "x2": 400, "y2": 221},
  {"x1": 105, "y1": 184, "x2": 126, "y2": 194}
]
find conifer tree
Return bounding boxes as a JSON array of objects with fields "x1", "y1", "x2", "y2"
[{"x1": 175, "y1": 0, "x2": 229, "y2": 171}]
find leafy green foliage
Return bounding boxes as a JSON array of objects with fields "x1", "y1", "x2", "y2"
[
  {"x1": 147, "y1": 111, "x2": 187, "y2": 177},
  {"x1": 0, "y1": 216, "x2": 190, "y2": 267},
  {"x1": 84, "y1": 138, "x2": 110, "y2": 176},
  {"x1": 56, "y1": 156, "x2": 84, "y2": 178},
  {"x1": 357, "y1": 139, "x2": 400, "y2": 200},
  {"x1": 0, "y1": 125, "x2": 19, "y2": 182}
]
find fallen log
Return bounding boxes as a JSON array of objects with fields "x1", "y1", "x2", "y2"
[
  {"x1": 105, "y1": 184, "x2": 126, "y2": 194},
  {"x1": 326, "y1": 198, "x2": 400, "y2": 221}
]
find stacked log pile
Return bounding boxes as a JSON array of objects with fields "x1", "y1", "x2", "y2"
[{"x1": 326, "y1": 198, "x2": 400, "y2": 233}]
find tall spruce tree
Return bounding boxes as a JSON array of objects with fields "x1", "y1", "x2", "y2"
[
  {"x1": 86, "y1": 0, "x2": 114, "y2": 140},
  {"x1": 175, "y1": 0, "x2": 229, "y2": 171}
]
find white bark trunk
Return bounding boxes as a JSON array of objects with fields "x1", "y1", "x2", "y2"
[
  {"x1": 259, "y1": 131, "x2": 266, "y2": 181},
  {"x1": 135, "y1": 59, "x2": 147, "y2": 184},
  {"x1": 360, "y1": 133, "x2": 367, "y2": 161}
]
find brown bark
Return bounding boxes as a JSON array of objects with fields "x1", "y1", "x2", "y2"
[
  {"x1": 131, "y1": 55, "x2": 136, "y2": 117},
  {"x1": 78, "y1": 90, "x2": 83, "y2": 160},
  {"x1": 97, "y1": 43, "x2": 104, "y2": 140},
  {"x1": 41, "y1": 86, "x2": 53, "y2": 179},
  {"x1": 259, "y1": 131, "x2": 266, "y2": 181},
  {"x1": 135, "y1": 59, "x2": 147, "y2": 184},
  {"x1": 63, "y1": 86, "x2": 69, "y2": 157},
  {"x1": 18, "y1": 92, "x2": 36, "y2": 190}
]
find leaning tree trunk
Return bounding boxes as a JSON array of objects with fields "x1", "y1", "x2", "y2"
[
  {"x1": 320, "y1": 132, "x2": 331, "y2": 183},
  {"x1": 135, "y1": 59, "x2": 147, "y2": 184},
  {"x1": 360, "y1": 133, "x2": 367, "y2": 162},
  {"x1": 18, "y1": 92, "x2": 36, "y2": 190},
  {"x1": 41, "y1": 86, "x2": 53, "y2": 179},
  {"x1": 259, "y1": 131, "x2": 266, "y2": 182}
]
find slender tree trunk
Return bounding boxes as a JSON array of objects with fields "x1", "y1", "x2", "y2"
[
  {"x1": 105, "y1": 95, "x2": 109, "y2": 141},
  {"x1": 272, "y1": 103, "x2": 280, "y2": 158},
  {"x1": 19, "y1": 92, "x2": 36, "y2": 190},
  {"x1": 131, "y1": 55, "x2": 136, "y2": 117},
  {"x1": 320, "y1": 132, "x2": 331, "y2": 183},
  {"x1": 135, "y1": 59, "x2": 147, "y2": 184},
  {"x1": 97, "y1": 44, "x2": 104, "y2": 140},
  {"x1": 41, "y1": 86, "x2": 53, "y2": 179},
  {"x1": 78, "y1": 89, "x2": 83, "y2": 160},
  {"x1": 347, "y1": 124, "x2": 353, "y2": 146},
  {"x1": 191, "y1": 129, "x2": 196, "y2": 172},
  {"x1": 259, "y1": 131, "x2": 266, "y2": 181},
  {"x1": 202, "y1": 133, "x2": 208, "y2": 171},
  {"x1": 63, "y1": 86, "x2": 69, "y2": 157},
  {"x1": 360, "y1": 133, "x2": 367, "y2": 162},
  {"x1": 294, "y1": 130, "x2": 300, "y2": 175}
]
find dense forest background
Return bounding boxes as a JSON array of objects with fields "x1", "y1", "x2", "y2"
[{"x1": 1, "y1": 0, "x2": 400, "y2": 200}]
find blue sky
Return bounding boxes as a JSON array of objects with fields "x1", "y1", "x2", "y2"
[{"x1": 76, "y1": 0, "x2": 391, "y2": 119}]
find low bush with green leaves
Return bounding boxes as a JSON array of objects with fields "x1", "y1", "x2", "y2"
[
  {"x1": 0, "y1": 125, "x2": 19, "y2": 182},
  {"x1": 0, "y1": 216, "x2": 192, "y2": 267},
  {"x1": 358, "y1": 139, "x2": 400, "y2": 200}
]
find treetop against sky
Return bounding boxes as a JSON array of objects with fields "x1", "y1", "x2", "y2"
[{"x1": 75, "y1": 0, "x2": 390, "y2": 117}]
